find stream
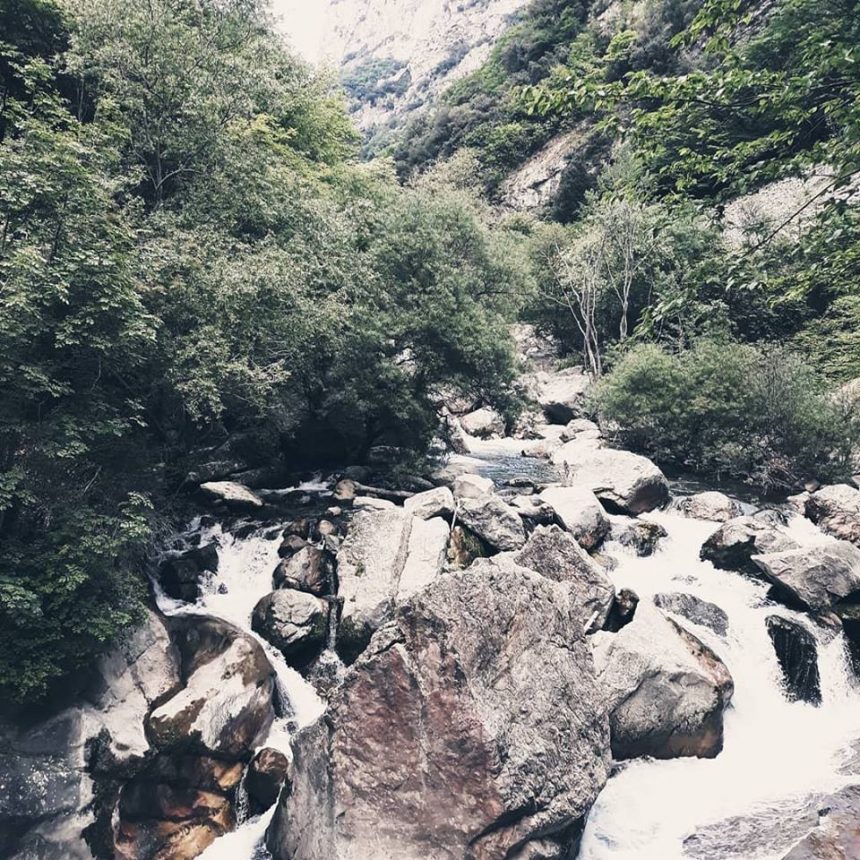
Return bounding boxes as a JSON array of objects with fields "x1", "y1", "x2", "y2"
[{"x1": 155, "y1": 456, "x2": 860, "y2": 860}]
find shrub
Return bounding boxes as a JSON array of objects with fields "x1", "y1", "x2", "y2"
[{"x1": 596, "y1": 339, "x2": 857, "y2": 490}]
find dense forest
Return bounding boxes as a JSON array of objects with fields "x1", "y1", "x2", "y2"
[{"x1": 1, "y1": 0, "x2": 858, "y2": 705}]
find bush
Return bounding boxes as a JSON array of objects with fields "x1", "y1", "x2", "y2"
[{"x1": 596, "y1": 339, "x2": 857, "y2": 490}]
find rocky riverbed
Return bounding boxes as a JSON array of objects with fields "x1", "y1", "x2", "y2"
[{"x1": 3, "y1": 340, "x2": 860, "y2": 860}]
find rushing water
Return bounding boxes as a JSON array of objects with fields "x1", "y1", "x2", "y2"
[
  {"x1": 579, "y1": 511, "x2": 860, "y2": 860},
  {"x1": 154, "y1": 519, "x2": 327, "y2": 860},
  {"x1": 155, "y1": 471, "x2": 860, "y2": 859}
]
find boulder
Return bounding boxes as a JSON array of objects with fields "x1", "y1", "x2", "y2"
[
  {"x1": 676, "y1": 491, "x2": 743, "y2": 522},
  {"x1": 539, "y1": 486, "x2": 610, "y2": 550},
  {"x1": 335, "y1": 508, "x2": 413, "y2": 663},
  {"x1": 0, "y1": 611, "x2": 183, "y2": 859},
  {"x1": 537, "y1": 367, "x2": 591, "y2": 424},
  {"x1": 456, "y1": 494, "x2": 526, "y2": 552},
  {"x1": 459, "y1": 406, "x2": 505, "y2": 439},
  {"x1": 158, "y1": 543, "x2": 219, "y2": 602},
  {"x1": 752, "y1": 541, "x2": 860, "y2": 612},
  {"x1": 266, "y1": 560, "x2": 610, "y2": 860},
  {"x1": 654, "y1": 592, "x2": 729, "y2": 637},
  {"x1": 147, "y1": 619, "x2": 275, "y2": 760},
  {"x1": 514, "y1": 525, "x2": 615, "y2": 633},
  {"x1": 592, "y1": 602, "x2": 734, "y2": 760},
  {"x1": 404, "y1": 486, "x2": 455, "y2": 521},
  {"x1": 277, "y1": 534, "x2": 308, "y2": 558},
  {"x1": 453, "y1": 473, "x2": 494, "y2": 500},
  {"x1": 766, "y1": 616, "x2": 821, "y2": 705},
  {"x1": 510, "y1": 494, "x2": 557, "y2": 527},
  {"x1": 805, "y1": 484, "x2": 860, "y2": 547},
  {"x1": 198, "y1": 481, "x2": 263, "y2": 510},
  {"x1": 615, "y1": 519, "x2": 668, "y2": 557},
  {"x1": 396, "y1": 517, "x2": 450, "y2": 603},
  {"x1": 782, "y1": 784, "x2": 860, "y2": 859},
  {"x1": 551, "y1": 447, "x2": 669, "y2": 514},
  {"x1": 272, "y1": 546, "x2": 331, "y2": 596},
  {"x1": 333, "y1": 479, "x2": 356, "y2": 502},
  {"x1": 247, "y1": 747, "x2": 290, "y2": 813},
  {"x1": 252, "y1": 590, "x2": 328, "y2": 668},
  {"x1": 700, "y1": 516, "x2": 799, "y2": 575}
]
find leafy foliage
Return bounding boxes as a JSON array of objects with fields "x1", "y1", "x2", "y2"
[
  {"x1": 0, "y1": 0, "x2": 529, "y2": 701},
  {"x1": 597, "y1": 339, "x2": 857, "y2": 489}
]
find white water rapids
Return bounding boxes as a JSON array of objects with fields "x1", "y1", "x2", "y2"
[
  {"x1": 154, "y1": 519, "x2": 326, "y2": 860},
  {"x1": 154, "y1": 488, "x2": 860, "y2": 859},
  {"x1": 580, "y1": 510, "x2": 860, "y2": 859}
]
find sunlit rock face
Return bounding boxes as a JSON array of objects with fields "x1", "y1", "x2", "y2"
[{"x1": 276, "y1": 0, "x2": 529, "y2": 142}]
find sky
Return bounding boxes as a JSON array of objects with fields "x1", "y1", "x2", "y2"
[{"x1": 270, "y1": 0, "x2": 328, "y2": 63}]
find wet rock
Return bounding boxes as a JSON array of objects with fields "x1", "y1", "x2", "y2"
[
  {"x1": 267, "y1": 561, "x2": 609, "y2": 860},
  {"x1": 198, "y1": 481, "x2": 263, "y2": 510},
  {"x1": 676, "y1": 491, "x2": 743, "y2": 522},
  {"x1": 700, "y1": 516, "x2": 799, "y2": 575},
  {"x1": 766, "y1": 616, "x2": 821, "y2": 705},
  {"x1": 403, "y1": 485, "x2": 455, "y2": 520},
  {"x1": 396, "y1": 517, "x2": 450, "y2": 603},
  {"x1": 510, "y1": 494, "x2": 557, "y2": 527},
  {"x1": 147, "y1": 618, "x2": 275, "y2": 760},
  {"x1": 604, "y1": 588, "x2": 640, "y2": 633},
  {"x1": 551, "y1": 447, "x2": 669, "y2": 515},
  {"x1": 654, "y1": 592, "x2": 729, "y2": 637},
  {"x1": 782, "y1": 784, "x2": 860, "y2": 859},
  {"x1": 247, "y1": 748, "x2": 290, "y2": 813},
  {"x1": 159, "y1": 543, "x2": 219, "y2": 602},
  {"x1": 453, "y1": 473, "x2": 494, "y2": 500},
  {"x1": 333, "y1": 479, "x2": 356, "y2": 502},
  {"x1": 459, "y1": 406, "x2": 505, "y2": 438},
  {"x1": 277, "y1": 533, "x2": 308, "y2": 558},
  {"x1": 514, "y1": 525, "x2": 615, "y2": 633},
  {"x1": 273, "y1": 546, "x2": 331, "y2": 596},
  {"x1": 456, "y1": 494, "x2": 526, "y2": 551},
  {"x1": 752, "y1": 541, "x2": 860, "y2": 612},
  {"x1": 442, "y1": 413, "x2": 471, "y2": 455},
  {"x1": 592, "y1": 602, "x2": 734, "y2": 760},
  {"x1": 252, "y1": 590, "x2": 328, "y2": 669},
  {"x1": 336, "y1": 508, "x2": 413, "y2": 663},
  {"x1": 539, "y1": 486, "x2": 610, "y2": 550},
  {"x1": 805, "y1": 484, "x2": 860, "y2": 547},
  {"x1": 0, "y1": 611, "x2": 182, "y2": 858},
  {"x1": 615, "y1": 519, "x2": 668, "y2": 557}
]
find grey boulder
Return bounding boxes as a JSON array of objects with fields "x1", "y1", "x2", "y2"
[
  {"x1": 592, "y1": 602, "x2": 734, "y2": 760},
  {"x1": 676, "y1": 491, "x2": 742, "y2": 522},
  {"x1": 456, "y1": 494, "x2": 526, "y2": 551},
  {"x1": 654, "y1": 592, "x2": 729, "y2": 637},
  {"x1": 701, "y1": 516, "x2": 799, "y2": 574},
  {"x1": 552, "y1": 447, "x2": 669, "y2": 514},
  {"x1": 266, "y1": 559, "x2": 609, "y2": 860},
  {"x1": 539, "y1": 485, "x2": 610, "y2": 550},
  {"x1": 805, "y1": 484, "x2": 860, "y2": 547},
  {"x1": 514, "y1": 525, "x2": 615, "y2": 633},
  {"x1": 252, "y1": 590, "x2": 329, "y2": 668},
  {"x1": 752, "y1": 541, "x2": 860, "y2": 612}
]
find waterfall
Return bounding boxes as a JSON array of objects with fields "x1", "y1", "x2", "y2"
[{"x1": 578, "y1": 511, "x2": 860, "y2": 860}]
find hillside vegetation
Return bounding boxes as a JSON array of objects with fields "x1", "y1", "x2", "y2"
[
  {"x1": 0, "y1": 0, "x2": 531, "y2": 701},
  {"x1": 395, "y1": 0, "x2": 860, "y2": 485}
]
